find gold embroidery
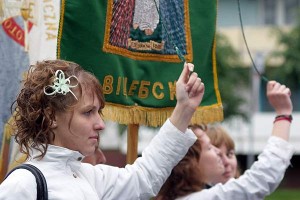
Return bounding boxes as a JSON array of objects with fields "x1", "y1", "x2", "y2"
[
  {"x1": 103, "y1": 75, "x2": 114, "y2": 94},
  {"x1": 103, "y1": 75, "x2": 178, "y2": 100},
  {"x1": 128, "y1": 80, "x2": 139, "y2": 96},
  {"x1": 127, "y1": 38, "x2": 164, "y2": 51},
  {"x1": 152, "y1": 82, "x2": 164, "y2": 99},
  {"x1": 138, "y1": 81, "x2": 151, "y2": 99},
  {"x1": 168, "y1": 81, "x2": 176, "y2": 101}
]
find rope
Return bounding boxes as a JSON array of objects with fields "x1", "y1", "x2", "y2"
[{"x1": 237, "y1": 0, "x2": 268, "y2": 82}]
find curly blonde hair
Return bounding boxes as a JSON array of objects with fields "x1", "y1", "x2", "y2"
[{"x1": 13, "y1": 60, "x2": 105, "y2": 159}]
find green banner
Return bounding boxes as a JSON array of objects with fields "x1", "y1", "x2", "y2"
[{"x1": 58, "y1": 0, "x2": 223, "y2": 126}]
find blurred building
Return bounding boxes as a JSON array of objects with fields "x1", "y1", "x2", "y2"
[
  {"x1": 217, "y1": 0, "x2": 300, "y2": 188},
  {"x1": 217, "y1": 0, "x2": 300, "y2": 154}
]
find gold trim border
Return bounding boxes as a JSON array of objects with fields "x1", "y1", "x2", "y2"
[{"x1": 56, "y1": 0, "x2": 66, "y2": 58}]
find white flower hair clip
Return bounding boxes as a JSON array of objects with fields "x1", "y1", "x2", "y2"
[{"x1": 44, "y1": 70, "x2": 79, "y2": 100}]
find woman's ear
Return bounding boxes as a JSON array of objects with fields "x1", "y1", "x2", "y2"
[{"x1": 50, "y1": 120, "x2": 57, "y2": 129}]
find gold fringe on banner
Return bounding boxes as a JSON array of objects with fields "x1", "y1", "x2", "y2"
[{"x1": 103, "y1": 102, "x2": 223, "y2": 127}]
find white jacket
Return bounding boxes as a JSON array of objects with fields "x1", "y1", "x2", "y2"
[
  {"x1": 177, "y1": 136, "x2": 294, "y2": 200},
  {"x1": 0, "y1": 119, "x2": 197, "y2": 200}
]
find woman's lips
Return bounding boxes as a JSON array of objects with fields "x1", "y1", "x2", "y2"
[
  {"x1": 223, "y1": 171, "x2": 232, "y2": 178},
  {"x1": 89, "y1": 136, "x2": 99, "y2": 141}
]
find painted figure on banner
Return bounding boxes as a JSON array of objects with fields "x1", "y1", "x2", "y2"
[
  {"x1": 106, "y1": 0, "x2": 189, "y2": 61},
  {"x1": 132, "y1": 0, "x2": 159, "y2": 36}
]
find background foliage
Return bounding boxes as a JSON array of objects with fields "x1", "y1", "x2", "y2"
[{"x1": 216, "y1": 32, "x2": 250, "y2": 121}]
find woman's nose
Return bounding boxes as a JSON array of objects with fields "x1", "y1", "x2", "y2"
[
  {"x1": 95, "y1": 114, "x2": 105, "y2": 130},
  {"x1": 221, "y1": 154, "x2": 230, "y2": 165}
]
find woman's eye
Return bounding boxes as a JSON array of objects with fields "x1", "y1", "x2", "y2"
[
  {"x1": 227, "y1": 151, "x2": 235, "y2": 158},
  {"x1": 84, "y1": 110, "x2": 93, "y2": 115}
]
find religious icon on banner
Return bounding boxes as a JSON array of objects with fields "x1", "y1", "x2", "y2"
[{"x1": 103, "y1": 0, "x2": 192, "y2": 62}]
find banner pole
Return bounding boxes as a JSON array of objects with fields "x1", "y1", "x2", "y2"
[{"x1": 126, "y1": 124, "x2": 139, "y2": 164}]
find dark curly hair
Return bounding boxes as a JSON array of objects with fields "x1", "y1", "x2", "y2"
[
  {"x1": 12, "y1": 59, "x2": 105, "y2": 160},
  {"x1": 156, "y1": 125, "x2": 206, "y2": 200}
]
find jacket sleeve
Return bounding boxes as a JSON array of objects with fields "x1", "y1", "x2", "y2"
[
  {"x1": 95, "y1": 119, "x2": 197, "y2": 200},
  {"x1": 181, "y1": 136, "x2": 294, "y2": 200}
]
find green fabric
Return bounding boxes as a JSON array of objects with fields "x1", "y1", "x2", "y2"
[{"x1": 58, "y1": 0, "x2": 222, "y2": 125}]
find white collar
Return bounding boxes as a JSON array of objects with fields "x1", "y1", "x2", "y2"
[{"x1": 29, "y1": 145, "x2": 84, "y2": 172}]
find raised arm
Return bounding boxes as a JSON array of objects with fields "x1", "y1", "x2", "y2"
[
  {"x1": 95, "y1": 63, "x2": 206, "y2": 199},
  {"x1": 182, "y1": 81, "x2": 294, "y2": 200},
  {"x1": 267, "y1": 81, "x2": 293, "y2": 141},
  {"x1": 170, "y1": 63, "x2": 205, "y2": 132}
]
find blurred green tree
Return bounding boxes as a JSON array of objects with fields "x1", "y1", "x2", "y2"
[
  {"x1": 216, "y1": 32, "x2": 250, "y2": 121},
  {"x1": 263, "y1": 17, "x2": 300, "y2": 111},
  {"x1": 266, "y1": 18, "x2": 300, "y2": 90}
]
